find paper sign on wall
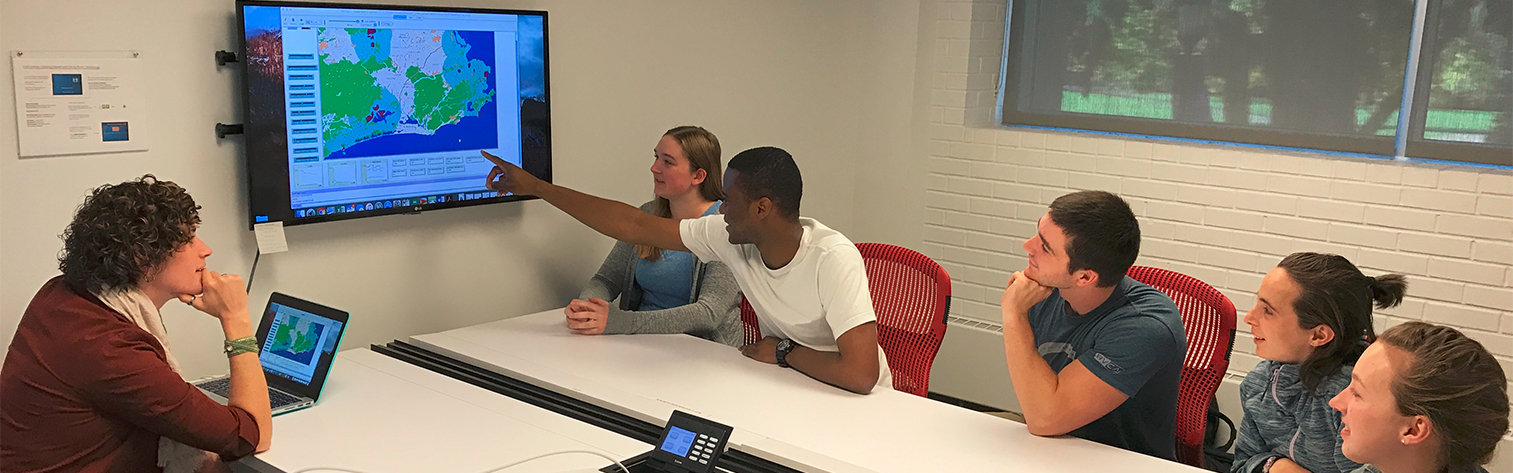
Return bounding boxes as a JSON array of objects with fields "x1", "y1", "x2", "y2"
[
  {"x1": 253, "y1": 221, "x2": 289, "y2": 254},
  {"x1": 10, "y1": 50, "x2": 149, "y2": 158}
]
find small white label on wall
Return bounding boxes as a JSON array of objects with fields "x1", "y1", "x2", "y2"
[
  {"x1": 10, "y1": 50, "x2": 149, "y2": 157},
  {"x1": 254, "y1": 221, "x2": 289, "y2": 254}
]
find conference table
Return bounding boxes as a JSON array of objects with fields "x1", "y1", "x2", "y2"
[
  {"x1": 404, "y1": 309, "x2": 1206, "y2": 473},
  {"x1": 237, "y1": 348, "x2": 649, "y2": 473}
]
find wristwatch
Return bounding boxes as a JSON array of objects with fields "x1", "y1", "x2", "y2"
[
  {"x1": 224, "y1": 336, "x2": 260, "y2": 358},
  {"x1": 775, "y1": 338, "x2": 796, "y2": 368}
]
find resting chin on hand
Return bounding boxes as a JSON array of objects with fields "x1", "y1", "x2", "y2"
[
  {"x1": 1000, "y1": 271, "x2": 1053, "y2": 328},
  {"x1": 181, "y1": 269, "x2": 272, "y2": 453},
  {"x1": 180, "y1": 270, "x2": 252, "y2": 339}
]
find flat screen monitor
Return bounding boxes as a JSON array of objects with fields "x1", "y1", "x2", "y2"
[{"x1": 237, "y1": 1, "x2": 550, "y2": 228}]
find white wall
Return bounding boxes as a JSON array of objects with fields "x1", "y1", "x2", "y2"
[
  {"x1": 0, "y1": 0, "x2": 892, "y2": 379},
  {"x1": 910, "y1": 0, "x2": 1513, "y2": 467},
  {"x1": 847, "y1": 1, "x2": 927, "y2": 248},
  {"x1": 6, "y1": 0, "x2": 1510, "y2": 467}
]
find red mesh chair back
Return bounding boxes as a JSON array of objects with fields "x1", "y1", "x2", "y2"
[
  {"x1": 739, "y1": 296, "x2": 761, "y2": 346},
  {"x1": 1126, "y1": 265, "x2": 1237, "y2": 469},
  {"x1": 735, "y1": 244, "x2": 952, "y2": 397},
  {"x1": 856, "y1": 243, "x2": 951, "y2": 397}
]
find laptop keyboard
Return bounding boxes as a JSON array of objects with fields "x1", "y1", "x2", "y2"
[
  {"x1": 197, "y1": 378, "x2": 304, "y2": 409},
  {"x1": 198, "y1": 377, "x2": 233, "y2": 397},
  {"x1": 269, "y1": 389, "x2": 303, "y2": 408}
]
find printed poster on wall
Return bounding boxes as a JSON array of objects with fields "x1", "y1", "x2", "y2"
[{"x1": 10, "y1": 50, "x2": 149, "y2": 157}]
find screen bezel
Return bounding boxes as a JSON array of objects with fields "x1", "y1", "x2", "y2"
[
  {"x1": 235, "y1": 0, "x2": 551, "y2": 229},
  {"x1": 649, "y1": 410, "x2": 733, "y2": 473},
  {"x1": 255, "y1": 292, "x2": 351, "y2": 400}
]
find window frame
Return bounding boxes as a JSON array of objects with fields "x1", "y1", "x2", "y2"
[
  {"x1": 997, "y1": 0, "x2": 1509, "y2": 166},
  {"x1": 1401, "y1": 0, "x2": 1513, "y2": 166}
]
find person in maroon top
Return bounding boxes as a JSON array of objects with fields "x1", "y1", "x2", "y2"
[{"x1": 1, "y1": 175, "x2": 272, "y2": 472}]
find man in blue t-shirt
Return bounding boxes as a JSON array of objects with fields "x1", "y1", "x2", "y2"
[{"x1": 999, "y1": 190, "x2": 1186, "y2": 461}]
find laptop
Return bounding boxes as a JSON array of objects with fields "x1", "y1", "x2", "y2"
[{"x1": 192, "y1": 292, "x2": 349, "y2": 416}]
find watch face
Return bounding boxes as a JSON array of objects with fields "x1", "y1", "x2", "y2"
[{"x1": 776, "y1": 339, "x2": 793, "y2": 367}]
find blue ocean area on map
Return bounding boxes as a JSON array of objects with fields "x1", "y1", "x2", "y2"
[{"x1": 327, "y1": 30, "x2": 497, "y2": 160}]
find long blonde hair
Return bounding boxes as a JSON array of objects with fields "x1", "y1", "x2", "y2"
[{"x1": 637, "y1": 126, "x2": 723, "y2": 261}]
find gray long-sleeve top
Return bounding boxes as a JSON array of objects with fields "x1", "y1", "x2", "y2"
[
  {"x1": 1233, "y1": 360, "x2": 1362, "y2": 473},
  {"x1": 577, "y1": 202, "x2": 743, "y2": 347}
]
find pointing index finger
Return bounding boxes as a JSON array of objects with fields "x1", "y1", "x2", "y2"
[{"x1": 480, "y1": 150, "x2": 509, "y2": 167}]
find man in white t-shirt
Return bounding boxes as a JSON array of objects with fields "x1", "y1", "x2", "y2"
[{"x1": 481, "y1": 146, "x2": 889, "y2": 394}]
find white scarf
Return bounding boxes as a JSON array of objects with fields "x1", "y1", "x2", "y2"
[{"x1": 93, "y1": 287, "x2": 214, "y2": 473}]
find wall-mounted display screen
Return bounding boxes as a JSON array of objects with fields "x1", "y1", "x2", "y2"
[{"x1": 237, "y1": 1, "x2": 550, "y2": 228}]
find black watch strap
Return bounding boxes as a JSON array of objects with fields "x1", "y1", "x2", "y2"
[{"x1": 775, "y1": 338, "x2": 795, "y2": 368}]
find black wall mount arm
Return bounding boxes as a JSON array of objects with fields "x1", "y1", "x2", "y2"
[
  {"x1": 215, "y1": 50, "x2": 242, "y2": 139},
  {"x1": 216, "y1": 123, "x2": 243, "y2": 139},
  {"x1": 215, "y1": 50, "x2": 238, "y2": 66}
]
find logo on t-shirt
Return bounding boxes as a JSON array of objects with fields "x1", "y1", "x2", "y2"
[
  {"x1": 1093, "y1": 352, "x2": 1124, "y2": 373},
  {"x1": 1038, "y1": 342, "x2": 1077, "y2": 362}
]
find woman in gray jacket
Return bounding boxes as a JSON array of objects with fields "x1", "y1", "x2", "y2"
[
  {"x1": 563, "y1": 126, "x2": 743, "y2": 346},
  {"x1": 1233, "y1": 252, "x2": 1407, "y2": 473}
]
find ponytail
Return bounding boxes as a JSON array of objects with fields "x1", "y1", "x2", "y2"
[
  {"x1": 1277, "y1": 252, "x2": 1407, "y2": 393},
  {"x1": 1367, "y1": 273, "x2": 1407, "y2": 310}
]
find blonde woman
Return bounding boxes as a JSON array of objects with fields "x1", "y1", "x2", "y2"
[
  {"x1": 564, "y1": 126, "x2": 743, "y2": 346},
  {"x1": 1330, "y1": 322, "x2": 1508, "y2": 473}
]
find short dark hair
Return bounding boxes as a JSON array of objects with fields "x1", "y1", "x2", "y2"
[
  {"x1": 1378, "y1": 322, "x2": 1508, "y2": 472},
  {"x1": 727, "y1": 147, "x2": 802, "y2": 219},
  {"x1": 1277, "y1": 252, "x2": 1405, "y2": 393},
  {"x1": 1046, "y1": 190, "x2": 1140, "y2": 288},
  {"x1": 59, "y1": 175, "x2": 201, "y2": 293}
]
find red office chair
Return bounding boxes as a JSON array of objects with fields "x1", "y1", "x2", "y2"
[
  {"x1": 858, "y1": 243, "x2": 951, "y2": 397},
  {"x1": 739, "y1": 244, "x2": 952, "y2": 397},
  {"x1": 739, "y1": 297, "x2": 761, "y2": 346},
  {"x1": 1126, "y1": 265, "x2": 1237, "y2": 469}
]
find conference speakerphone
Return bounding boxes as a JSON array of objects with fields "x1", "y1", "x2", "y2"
[{"x1": 603, "y1": 410, "x2": 734, "y2": 473}]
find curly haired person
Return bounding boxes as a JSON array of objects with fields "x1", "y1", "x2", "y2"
[{"x1": 1, "y1": 175, "x2": 272, "y2": 473}]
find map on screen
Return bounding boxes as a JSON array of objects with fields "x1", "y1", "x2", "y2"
[
  {"x1": 259, "y1": 302, "x2": 343, "y2": 385},
  {"x1": 240, "y1": 2, "x2": 549, "y2": 226},
  {"x1": 318, "y1": 28, "x2": 497, "y2": 159},
  {"x1": 269, "y1": 314, "x2": 326, "y2": 365}
]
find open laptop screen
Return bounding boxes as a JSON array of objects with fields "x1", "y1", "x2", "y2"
[{"x1": 255, "y1": 292, "x2": 349, "y2": 399}]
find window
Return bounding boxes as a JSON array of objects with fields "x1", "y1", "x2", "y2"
[
  {"x1": 1404, "y1": 0, "x2": 1512, "y2": 164},
  {"x1": 1000, "y1": 0, "x2": 1511, "y2": 166}
]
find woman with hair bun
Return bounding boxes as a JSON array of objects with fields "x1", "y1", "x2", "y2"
[
  {"x1": 1330, "y1": 321, "x2": 1508, "y2": 473},
  {"x1": 1233, "y1": 252, "x2": 1408, "y2": 473}
]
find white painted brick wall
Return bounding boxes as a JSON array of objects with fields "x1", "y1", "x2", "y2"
[{"x1": 922, "y1": 0, "x2": 1513, "y2": 441}]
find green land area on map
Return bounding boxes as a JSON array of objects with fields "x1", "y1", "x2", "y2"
[
  {"x1": 318, "y1": 28, "x2": 494, "y2": 157},
  {"x1": 270, "y1": 317, "x2": 319, "y2": 355}
]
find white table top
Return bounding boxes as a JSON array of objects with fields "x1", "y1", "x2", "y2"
[
  {"x1": 239, "y1": 348, "x2": 649, "y2": 473},
  {"x1": 410, "y1": 309, "x2": 1205, "y2": 473}
]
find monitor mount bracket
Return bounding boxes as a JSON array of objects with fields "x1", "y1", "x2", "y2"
[{"x1": 215, "y1": 50, "x2": 243, "y2": 139}]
